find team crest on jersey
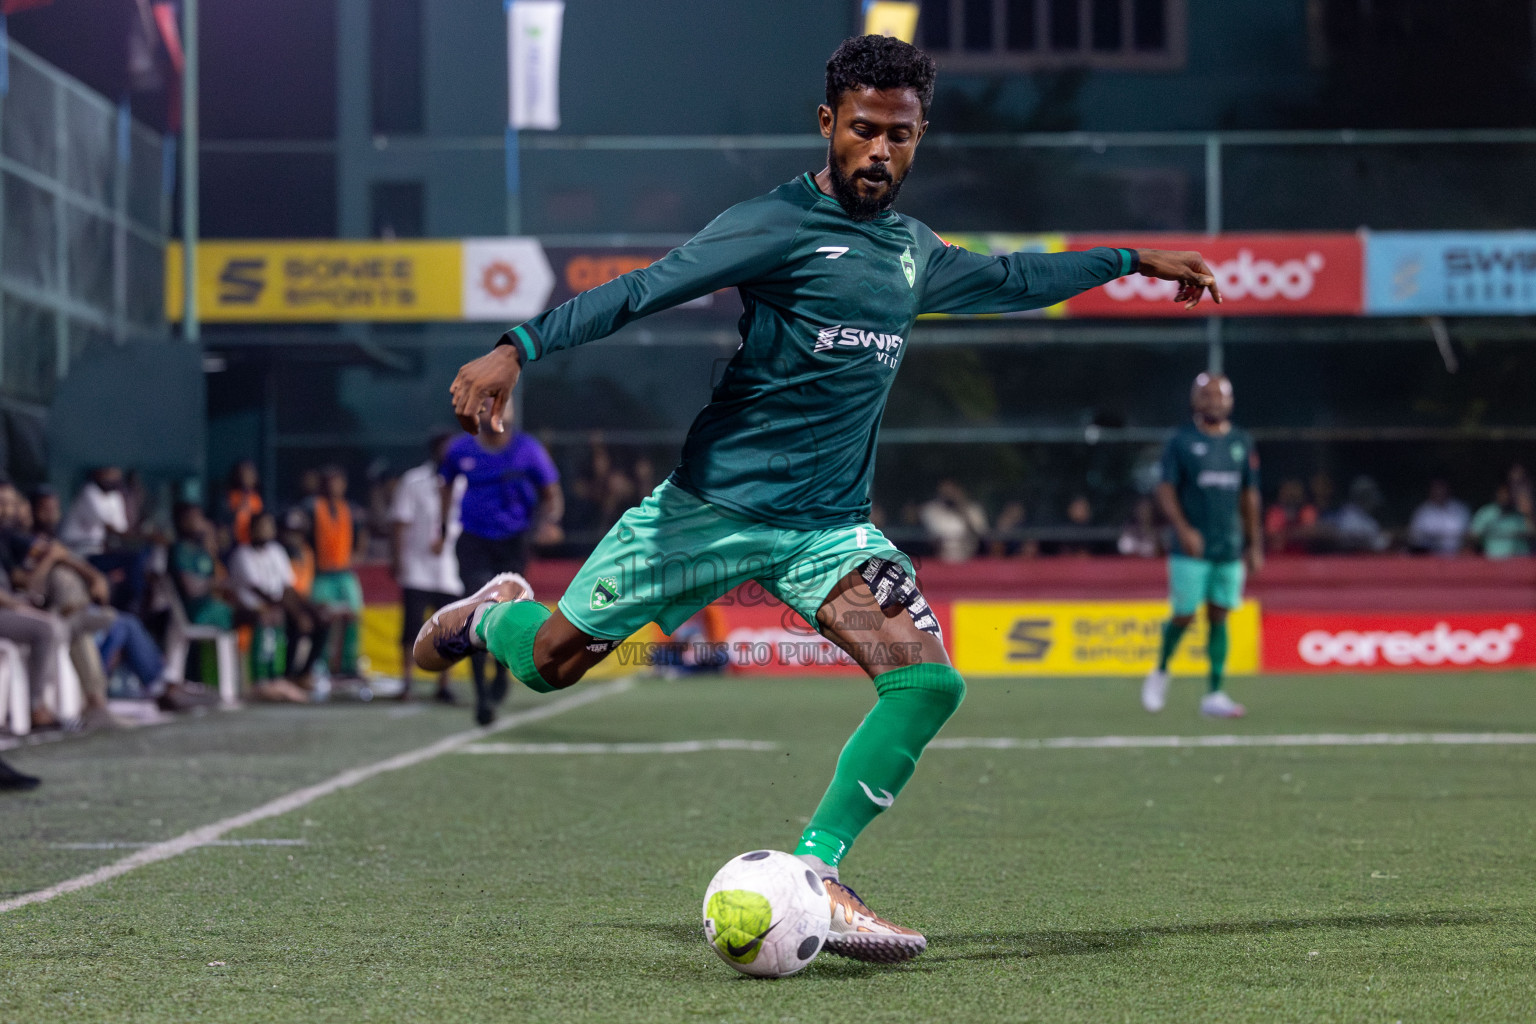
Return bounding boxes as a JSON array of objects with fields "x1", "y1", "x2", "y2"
[
  {"x1": 1230, "y1": 442, "x2": 1244, "y2": 461},
  {"x1": 900, "y1": 247, "x2": 916, "y2": 287},
  {"x1": 590, "y1": 576, "x2": 620, "y2": 611}
]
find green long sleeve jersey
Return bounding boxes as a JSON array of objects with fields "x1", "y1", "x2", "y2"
[
  {"x1": 1159, "y1": 421, "x2": 1260, "y2": 563},
  {"x1": 503, "y1": 172, "x2": 1136, "y2": 529}
]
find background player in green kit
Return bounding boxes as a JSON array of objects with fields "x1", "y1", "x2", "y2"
[
  {"x1": 1142, "y1": 372, "x2": 1262, "y2": 719},
  {"x1": 418, "y1": 35, "x2": 1222, "y2": 964}
]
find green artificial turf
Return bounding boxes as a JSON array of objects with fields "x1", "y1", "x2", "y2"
[{"x1": 2, "y1": 672, "x2": 1534, "y2": 1022}]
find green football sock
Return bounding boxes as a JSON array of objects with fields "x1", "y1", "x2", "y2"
[
  {"x1": 795, "y1": 663, "x2": 965, "y2": 868},
  {"x1": 475, "y1": 600, "x2": 558, "y2": 693},
  {"x1": 1207, "y1": 617, "x2": 1229, "y2": 693},
  {"x1": 1157, "y1": 619, "x2": 1189, "y2": 672}
]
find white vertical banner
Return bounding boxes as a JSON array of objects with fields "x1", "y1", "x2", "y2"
[{"x1": 508, "y1": 0, "x2": 564, "y2": 130}]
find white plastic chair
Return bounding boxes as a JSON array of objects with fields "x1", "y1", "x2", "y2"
[
  {"x1": 47, "y1": 644, "x2": 84, "y2": 724},
  {"x1": 181, "y1": 624, "x2": 240, "y2": 706},
  {"x1": 157, "y1": 575, "x2": 241, "y2": 707},
  {"x1": 0, "y1": 639, "x2": 30, "y2": 736}
]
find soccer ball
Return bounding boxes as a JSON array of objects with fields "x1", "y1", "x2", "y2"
[{"x1": 702, "y1": 849, "x2": 831, "y2": 978}]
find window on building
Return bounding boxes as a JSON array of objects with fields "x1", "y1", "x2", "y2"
[
  {"x1": 915, "y1": 0, "x2": 1185, "y2": 70},
  {"x1": 370, "y1": 0, "x2": 424, "y2": 134}
]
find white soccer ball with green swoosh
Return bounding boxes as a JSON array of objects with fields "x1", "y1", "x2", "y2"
[{"x1": 703, "y1": 849, "x2": 830, "y2": 977}]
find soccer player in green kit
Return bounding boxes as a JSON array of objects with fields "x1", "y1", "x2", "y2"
[
  {"x1": 418, "y1": 35, "x2": 1221, "y2": 963},
  {"x1": 1141, "y1": 372, "x2": 1262, "y2": 719}
]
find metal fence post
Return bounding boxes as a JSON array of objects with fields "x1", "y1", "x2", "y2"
[
  {"x1": 182, "y1": 0, "x2": 199, "y2": 344},
  {"x1": 1205, "y1": 133, "x2": 1223, "y2": 375}
]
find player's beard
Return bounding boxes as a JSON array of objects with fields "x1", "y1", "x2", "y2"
[{"x1": 826, "y1": 149, "x2": 905, "y2": 222}]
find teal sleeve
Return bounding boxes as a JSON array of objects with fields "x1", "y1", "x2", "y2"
[
  {"x1": 1158, "y1": 438, "x2": 1183, "y2": 488},
  {"x1": 918, "y1": 240, "x2": 1131, "y2": 315},
  {"x1": 500, "y1": 196, "x2": 799, "y2": 361},
  {"x1": 1242, "y1": 434, "x2": 1260, "y2": 492}
]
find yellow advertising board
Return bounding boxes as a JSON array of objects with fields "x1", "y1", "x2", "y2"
[
  {"x1": 863, "y1": 1, "x2": 920, "y2": 42},
  {"x1": 952, "y1": 600, "x2": 1260, "y2": 677},
  {"x1": 166, "y1": 240, "x2": 462, "y2": 322}
]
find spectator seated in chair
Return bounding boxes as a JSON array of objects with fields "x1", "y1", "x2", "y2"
[
  {"x1": 58, "y1": 466, "x2": 150, "y2": 614},
  {"x1": 229, "y1": 511, "x2": 315, "y2": 702},
  {"x1": 23, "y1": 492, "x2": 211, "y2": 714}
]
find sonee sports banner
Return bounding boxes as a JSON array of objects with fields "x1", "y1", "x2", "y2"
[{"x1": 951, "y1": 600, "x2": 1261, "y2": 677}]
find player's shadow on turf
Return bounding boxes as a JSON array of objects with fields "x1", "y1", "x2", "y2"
[{"x1": 923, "y1": 909, "x2": 1498, "y2": 965}]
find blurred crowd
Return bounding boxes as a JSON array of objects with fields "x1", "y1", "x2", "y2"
[
  {"x1": 7, "y1": 421, "x2": 1530, "y2": 749},
  {"x1": 902, "y1": 465, "x2": 1536, "y2": 564},
  {"x1": 0, "y1": 458, "x2": 392, "y2": 740}
]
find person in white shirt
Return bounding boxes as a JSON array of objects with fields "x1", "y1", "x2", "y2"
[
  {"x1": 228, "y1": 511, "x2": 314, "y2": 703},
  {"x1": 1407, "y1": 479, "x2": 1471, "y2": 555},
  {"x1": 60, "y1": 467, "x2": 129, "y2": 556},
  {"x1": 60, "y1": 466, "x2": 148, "y2": 612},
  {"x1": 919, "y1": 479, "x2": 989, "y2": 563},
  {"x1": 390, "y1": 433, "x2": 465, "y2": 703}
]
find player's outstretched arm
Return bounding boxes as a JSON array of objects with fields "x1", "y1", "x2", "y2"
[
  {"x1": 1135, "y1": 249, "x2": 1223, "y2": 310},
  {"x1": 917, "y1": 237, "x2": 1221, "y2": 315},
  {"x1": 450, "y1": 196, "x2": 798, "y2": 433}
]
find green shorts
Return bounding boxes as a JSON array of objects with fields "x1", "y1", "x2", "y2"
[
  {"x1": 311, "y1": 569, "x2": 364, "y2": 612},
  {"x1": 559, "y1": 480, "x2": 912, "y2": 640},
  {"x1": 1168, "y1": 555, "x2": 1245, "y2": 616}
]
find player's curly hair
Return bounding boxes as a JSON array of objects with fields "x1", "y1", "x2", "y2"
[{"x1": 825, "y1": 35, "x2": 937, "y2": 117}]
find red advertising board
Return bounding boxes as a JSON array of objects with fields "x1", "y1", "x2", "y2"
[
  {"x1": 1264, "y1": 612, "x2": 1536, "y2": 672},
  {"x1": 1064, "y1": 234, "x2": 1363, "y2": 317},
  {"x1": 704, "y1": 595, "x2": 953, "y2": 676}
]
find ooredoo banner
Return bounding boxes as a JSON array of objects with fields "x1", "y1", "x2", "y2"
[
  {"x1": 1263, "y1": 613, "x2": 1536, "y2": 672},
  {"x1": 1064, "y1": 233, "x2": 1364, "y2": 317}
]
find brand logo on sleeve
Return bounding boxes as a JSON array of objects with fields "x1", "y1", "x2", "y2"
[{"x1": 816, "y1": 246, "x2": 850, "y2": 259}]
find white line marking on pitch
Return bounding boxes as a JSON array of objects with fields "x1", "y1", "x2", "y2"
[
  {"x1": 457, "y1": 739, "x2": 777, "y2": 755},
  {"x1": 0, "y1": 678, "x2": 634, "y2": 915},
  {"x1": 50, "y1": 839, "x2": 308, "y2": 850},
  {"x1": 930, "y1": 732, "x2": 1536, "y2": 751}
]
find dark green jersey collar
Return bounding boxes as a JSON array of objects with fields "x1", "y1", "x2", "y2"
[{"x1": 799, "y1": 171, "x2": 899, "y2": 224}]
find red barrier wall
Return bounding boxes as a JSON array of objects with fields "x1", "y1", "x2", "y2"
[{"x1": 359, "y1": 556, "x2": 1536, "y2": 612}]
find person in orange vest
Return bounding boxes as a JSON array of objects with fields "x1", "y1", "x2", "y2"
[
  {"x1": 224, "y1": 460, "x2": 264, "y2": 548},
  {"x1": 307, "y1": 466, "x2": 365, "y2": 681}
]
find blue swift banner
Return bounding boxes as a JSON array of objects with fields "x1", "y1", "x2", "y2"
[{"x1": 1365, "y1": 232, "x2": 1536, "y2": 315}]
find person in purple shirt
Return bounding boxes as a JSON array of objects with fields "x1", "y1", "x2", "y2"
[{"x1": 438, "y1": 401, "x2": 564, "y2": 724}]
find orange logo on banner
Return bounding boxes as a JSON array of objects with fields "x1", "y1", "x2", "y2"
[
  {"x1": 565, "y1": 254, "x2": 654, "y2": 292},
  {"x1": 481, "y1": 261, "x2": 520, "y2": 299}
]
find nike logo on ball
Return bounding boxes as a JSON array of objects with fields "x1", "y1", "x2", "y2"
[
  {"x1": 858, "y1": 781, "x2": 895, "y2": 808},
  {"x1": 725, "y1": 921, "x2": 777, "y2": 959}
]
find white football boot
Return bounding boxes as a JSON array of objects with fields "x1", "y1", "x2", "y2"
[
  {"x1": 413, "y1": 573, "x2": 534, "y2": 672},
  {"x1": 1199, "y1": 690, "x2": 1246, "y2": 718},
  {"x1": 1141, "y1": 668, "x2": 1170, "y2": 713},
  {"x1": 822, "y1": 879, "x2": 928, "y2": 964}
]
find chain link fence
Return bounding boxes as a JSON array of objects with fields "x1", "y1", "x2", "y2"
[{"x1": 0, "y1": 39, "x2": 167, "y2": 416}]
